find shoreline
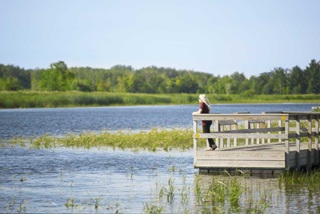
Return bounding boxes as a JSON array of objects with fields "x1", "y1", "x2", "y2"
[{"x1": 1, "y1": 91, "x2": 320, "y2": 109}]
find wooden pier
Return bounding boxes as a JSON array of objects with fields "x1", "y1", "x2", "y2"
[{"x1": 192, "y1": 111, "x2": 320, "y2": 172}]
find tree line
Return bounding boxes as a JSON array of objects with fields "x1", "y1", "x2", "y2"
[{"x1": 0, "y1": 59, "x2": 319, "y2": 95}]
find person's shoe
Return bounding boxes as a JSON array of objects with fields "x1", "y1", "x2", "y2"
[
  {"x1": 205, "y1": 147, "x2": 213, "y2": 151},
  {"x1": 211, "y1": 144, "x2": 217, "y2": 150}
]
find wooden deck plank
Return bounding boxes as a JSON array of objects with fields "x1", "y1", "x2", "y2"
[
  {"x1": 195, "y1": 142, "x2": 320, "y2": 170},
  {"x1": 195, "y1": 133, "x2": 288, "y2": 139},
  {"x1": 196, "y1": 160, "x2": 285, "y2": 169},
  {"x1": 196, "y1": 151, "x2": 284, "y2": 161}
]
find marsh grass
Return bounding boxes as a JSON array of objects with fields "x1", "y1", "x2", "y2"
[
  {"x1": 143, "y1": 202, "x2": 164, "y2": 214},
  {"x1": 147, "y1": 172, "x2": 276, "y2": 214},
  {"x1": 12, "y1": 128, "x2": 194, "y2": 151},
  {"x1": 6, "y1": 118, "x2": 316, "y2": 151},
  {"x1": 159, "y1": 178, "x2": 175, "y2": 203},
  {"x1": 65, "y1": 198, "x2": 78, "y2": 208},
  {"x1": 279, "y1": 169, "x2": 320, "y2": 193},
  {"x1": 0, "y1": 91, "x2": 193, "y2": 108},
  {"x1": 190, "y1": 172, "x2": 271, "y2": 213},
  {"x1": 3, "y1": 198, "x2": 27, "y2": 214},
  {"x1": 1, "y1": 91, "x2": 320, "y2": 108}
]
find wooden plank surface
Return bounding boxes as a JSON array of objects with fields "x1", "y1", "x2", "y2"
[
  {"x1": 196, "y1": 160, "x2": 285, "y2": 169},
  {"x1": 195, "y1": 133, "x2": 288, "y2": 139},
  {"x1": 197, "y1": 150, "x2": 284, "y2": 160},
  {"x1": 195, "y1": 142, "x2": 320, "y2": 170},
  {"x1": 193, "y1": 114, "x2": 288, "y2": 121}
]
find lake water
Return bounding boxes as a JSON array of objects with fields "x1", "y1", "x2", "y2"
[
  {"x1": 1, "y1": 103, "x2": 319, "y2": 213},
  {"x1": 0, "y1": 103, "x2": 318, "y2": 139}
]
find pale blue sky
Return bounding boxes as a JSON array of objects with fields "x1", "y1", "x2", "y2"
[{"x1": 1, "y1": 0, "x2": 319, "y2": 77}]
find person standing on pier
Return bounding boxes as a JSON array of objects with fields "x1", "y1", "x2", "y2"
[{"x1": 193, "y1": 94, "x2": 217, "y2": 151}]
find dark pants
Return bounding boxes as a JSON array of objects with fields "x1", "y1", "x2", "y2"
[{"x1": 202, "y1": 122, "x2": 215, "y2": 147}]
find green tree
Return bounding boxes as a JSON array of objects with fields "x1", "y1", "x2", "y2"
[
  {"x1": 116, "y1": 75, "x2": 129, "y2": 92},
  {"x1": 207, "y1": 76, "x2": 219, "y2": 94},
  {"x1": 137, "y1": 67, "x2": 162, "y2": 93},
  {"x1": 255, "y1": 72, "x2": 271, "y2": 94},
  {"x1": 2, "y1": 58, "x2": 320, "y2": 95},
  {"x1": 230, "y1": 72, "x2": 246, "y2": 94},
  {"x1": 0, "y1": 77, "x2": 21, "y2": 90},
  {"x1": 305, "y1": 59, "x2": 320, "y2": 94},
  {"x1": 212, "y1": 76, "x2": 233, "y2": 94},
  {"x1": 288, "y1": 66, "x2": 305, "y2": 94},
  {"x1": 0, "y1": 64, "x2": 30, "y2": 90},
  {"x1": 175, "y1": 74, "x2": 198, "y2": 93},
  {"x1": 127, "y1": 73, "x2": 145, "y2": 93},
  {"x1": 269, "y1": 67, "x2": 288, "y2": 94},
  {"x1": 39, "y1": 61, "x2": 74, "y2": 91}
]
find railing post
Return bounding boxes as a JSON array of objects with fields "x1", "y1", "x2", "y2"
[
  {"x1": 227, "y1": 125, "x2": 231, "y2": 147},
  {"x1": 315, "y1": 114, "x2": 319, "y2": 166},
  {"x1": 213, "y1": 119, "x2": 219, "y2": 148},
  {"x1": 267, "y1": 120, "x2": 271, "y2": 144},
  {"x1": 250, "y1": 122, "x2": 254, "y2": 145},
  {"x1": 278, "y1": 120, "x2": 282, "y2": 143},
  {"x1": 296, "y1": 115, "x2": 301, "y2": 170},
  {"x1": 260, "y1": 121, "x2": 265, "y2": 144},
  {"x1": 233, "y1": 123, "x2": 238, "y2": 147},
  {"x1": 245, "y1": 120, "x2": 249, "y2": 145},
  {"x1": 257, "y1": 122, "x2": 261, "y2": 144},
  {"x1": 193, "y1": 119, "x2": 198, "y2": 167},
  {"x1": 285, "y1": 117, "x2": 290, "y2": 169},
  {"x1": 307, "y1": 115, "x2": 312, "y2": 170}
]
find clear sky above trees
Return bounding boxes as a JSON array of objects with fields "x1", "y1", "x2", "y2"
[{"x1": 0, "y1": 0, "x2": 319, "y2": 77}]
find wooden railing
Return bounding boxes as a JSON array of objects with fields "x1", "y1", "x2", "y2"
[{"x1": 192, "y1": 112, "x2": 320, "y2": 169}]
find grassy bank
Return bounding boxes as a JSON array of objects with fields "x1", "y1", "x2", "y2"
[{"x1": 1, "y1": 91, "x2": 320, "y2": 108}]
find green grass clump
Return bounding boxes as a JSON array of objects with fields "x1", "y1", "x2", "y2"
[
  {"x1": 279, "y1": 169, "x2": 320, "y2": 194},
  {"x1": 25, "y1": 128, "x2": 193, "y2": 151},
  {"x1": 188, "y1": 173, "x2": 272, "y2": 213}
]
